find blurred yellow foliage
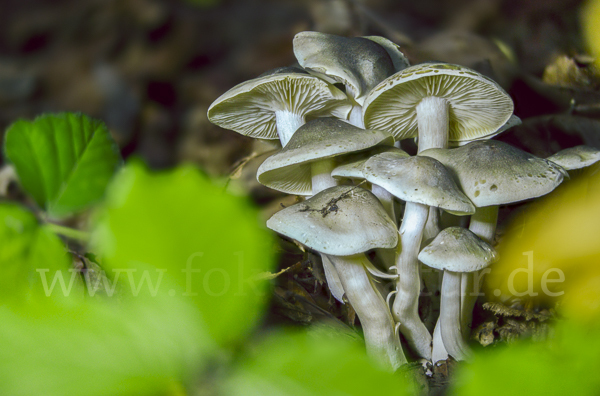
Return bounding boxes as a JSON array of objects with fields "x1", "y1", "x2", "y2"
[
  {"x1": 485, "y1": 167, "x2": 600, "y2": 322},
  {"x1": 582, "y1": 0, "x2": 600, "y2": 69}
]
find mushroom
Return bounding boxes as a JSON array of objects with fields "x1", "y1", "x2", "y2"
[
  {"x1": 257, "y1": 118, "x2": 393, "y2": 196},
  {"x1": 421, "y1": 140, "x2": 567, "y2": 339},
  {"x1": 362, "y1": 62, "x2": 514, "y2": 152},
  {"x1": 546, "y1": 145, "x2": 600, "y2": 174},
  {"x1": 267, "y1": 185, "x2": 405, "y2": 369},
  {"x1": 207, "y1": 67, "x2": 351, "y2": 147},
  {"x1": 293, "y1": 32, "x2": 407, "y2": 128},
  {"x1": 419, "y1": 227, "x2": 498, "y2": 361},
  {"x1": 360, "y1": 153, "x2": 475, "y2": 359}
]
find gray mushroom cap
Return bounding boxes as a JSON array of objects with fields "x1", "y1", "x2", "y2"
[
  {"x1": 257, "y1": 118, "x2": 394, "y2": 195},
  {"x1": 418, "y1": 227, "x2": 498, "y2": 272},
  {"x1": 293, "y1": 32, "x2": 397, "y2": 105},
  {"x1": 362, "y1": 62, "x2": 514, "y2": 142},
  {"x1": 421, "y1": 140, "x2": 567, "y2": 207},
  {"x1": 267, "y1": 185, "x2": 398, "y2": 256},
  {"x1": 363, "y1": 36, "x2": 410, "y2": 72},
  {"x1": 331, "y1": 146, "x2": 409, "y2": 180},
  {"x1": 207, "y1": 68, "x2": 351, "y2": 140},
  {"x1": 362, "y1": 154, "x2": 475, "y2": 215},
  {"x1": 547, "y1": 145, "x2": 600, "y2": 170}
]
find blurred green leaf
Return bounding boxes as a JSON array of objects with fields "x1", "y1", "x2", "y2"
[
  {"x1": 225, "y1": 329, "x2": 416, "y2": 396},
  {"x1": 3, "y1": 113, "x2": 121, "y2": 218},
  {"x1": 92, "y1": 161, "x2": 276, "y2": 346},
  {"x1": 0, "y1": 203, "x2": 72, "y2": 302},
  {"x1": 0, "y1": 293, "x2": 211, "y2": 396},
  {"x1": 452, "y1": 321, "x2": 600, "y2": 396}
]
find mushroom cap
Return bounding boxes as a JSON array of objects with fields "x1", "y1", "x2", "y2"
[
  {"x1": 418, "y1": 226, "x2": 498, "y2": 272},
  {"x1": 267, "y1": 185, "x2": 398, "y2": 255},
  {"x1": 363, "y1": 36, "x2": 410, "y2": 72},
  {"x1": 207, "y1": 67, "x2": 351, "y2": 140},
  {"x1": 257, "y1": 118, "x2": 394, "y2": 195},
  {"x1": 547, "y1": 145, "x2": 600, "y2": 170},
  {"x1": 450, "y1": 115, "x2": 522, "y2": 147},
  {"x1": 362, "y1": 62, "x2": 514, "y2": 142},
  {"x1": 421, "y1": 140, "x2": 567, "y2": 207},
  {"x1": 331, "y1": 146, "x2": 409, "y2": 180},
  {"x1": 362, "y1": 154, "x2": 475, "y2": 215},
  {"x1": 293, "y1": 32, "x2": 396, "y2": 105}
]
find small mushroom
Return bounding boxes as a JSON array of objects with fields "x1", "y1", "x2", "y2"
[
  {"x1": 207, "y1": 67, "x2": 351, "y2": 147},
  {"x1": 257, "y1": 118, "x2": 393, "y2": 196},
  {"x1": 419, "y1": 227, "x2": 498, "y2": 361},
  {"x1": 267, "y1": 185, "x2": 405, "y2": 370}
]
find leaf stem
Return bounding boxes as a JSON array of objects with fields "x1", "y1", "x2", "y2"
[{"x1": 46, "y1": 222, "x2": 90, "y2": 242}]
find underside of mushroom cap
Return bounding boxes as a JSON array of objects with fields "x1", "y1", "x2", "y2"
[
  {"x1": 418, "y1": 226, "x2": 498, "y2": 272},
  {"x1": 421, "y1": 140, "x2": 567, "y2": 207},
  {"x1": 266, "y1": 185, "x2": 399, "y2": 255},
  {"x1": 207, "y1": 69, "x2": 351, "y2": 140},
  {"x1": 363, "y1": 154, "x2": 475, "y2": 215},
  {"x1": 257, "y1": 118, "x2": 394, "y2": 195},
  {"x1": 547, "y1": 145, "x2": 600, "y2": 170},
  {"x1": 362, "y1": 62, "x2": 514, "y2": 142},
  {"x1": 293, "y1": 32, "x2": 396, "y2": 105},
  {"x1": 331, "y1": 146, "x2": 409, "y2": 180}
]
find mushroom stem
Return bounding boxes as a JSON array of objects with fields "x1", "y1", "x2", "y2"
[
  {"x1": 348, "y1": 104, "x2": 365, "y2": 128},
  {"x1": 311, "y1": 159, "x2": 337, "y2": 195},
  {"x1": 392, "y1": 202, "x2": 432, "y2": 359},
  {"x1": 372, "y1": 184, "x2": 396, "y2": 227},
  {"x1": 432, "y1": 318, "x2": 449, "y2": 363},
  {"x1": 440, "y1": 270, "x2": 471, "y2": 360},
  {"x1": 329, "y1": 253, "x2": 407, "y2": 370},
  {"x1": 416, "y1": 96, "x2": 449, "y2": 153},
  {"x1": 275, "y1": 111, "x2": 305, "y2": 147},
  {"x1": 461, "y1": 205, "x2": 499, "y2": 337},
  {"x1": 421, "y1": 207, "x2": 442, "y2": 331}
]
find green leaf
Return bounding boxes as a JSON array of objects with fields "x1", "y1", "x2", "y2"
[
  {"x1": 0, "y1": 292, "x2": 212, "y2": 396},
  {"x1": 3, "y1": 113, "x2": 122, "y2": 218},
  {"x1": 224, "y1": 329, "x2": 416, "y2": 396},
  {"x1": 0, "y1": 203, "x2": 72, "y2": 303},
  {"x1": 92, "y1": 161, "x2": 277, "y2": 346}
]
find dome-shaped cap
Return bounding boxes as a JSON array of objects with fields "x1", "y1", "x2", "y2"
[
  {"x1": 362, "y1": 63, "x2": 514, "y2": 142},
  {"x1": 419, "y1": 227, "x2": 498, "y2": 272},
  {"x1": 331, "y1": 146, "x2": 409, "y2": 180},
  {"x1": 267, "y1": 185, "x2": 398, "y2": 256},
  {"x1": 421, "y1": 140, "x2": 567, "y2": 207},
  {"x1": 547, "y1": 145, "x2": 600, "y2": 170},
  {"x1": 257, "y1": 118, "x2": 393, "y2": 195},
  {"x1": 362, "y1": 154, "x2": 475, "y2": 215},
  {"x1": 293, "y1": 32, "x2": 397, "y2": 105},
  {"x1": 207, "y1": 67, "x2": 351, "y2": 140}
]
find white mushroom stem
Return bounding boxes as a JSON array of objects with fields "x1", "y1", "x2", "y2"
[
  {"x1": 416, "y1": 96, "x2": 449, "y2": 153},
  {"x1": 461, "y1": 205, "x2": 499, "y2": 338},
  {"x1": 275, "y1": 111, "x2": 305, "y2": 147},
  {"x1": 372, "y1": 184, "x2": 396, "y2": 227},
  {"x1": 311, "y1": 159, "x2": 337, "y2": 195},
  {"x1": 440, "y1": 270, "x2": 471, "y2": 360},
  {"x1": 392, "y1": 202, "x2": 432, "y2": 360},
  {"x1": 432, "y1": 318, "x2": 449, "y2": 363},
  {"x1": 329, "y1": 253, "x2": 407, "y2": 370},
  {"x1": 421, "y1": 207, "x2": 442, "y2": 331},
  {"x1": 348, "y1": 105, "x2": 365, "y2": 128}
]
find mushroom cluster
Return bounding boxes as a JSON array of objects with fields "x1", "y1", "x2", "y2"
[{"x1": 208, "y1": 31, "x2": 586, "y2": 370}]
